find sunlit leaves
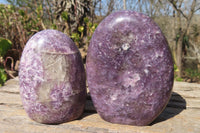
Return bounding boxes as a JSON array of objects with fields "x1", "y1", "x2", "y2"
[{"x1": 0, "y1": 38, "x2": 12, "y2": 57}]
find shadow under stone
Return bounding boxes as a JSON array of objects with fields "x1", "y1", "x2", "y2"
[
  {"x1": 77, "y1": 93, "x2": 97, "y2": 120},
  {"x1": 150, "y1": 92, "x2": 186, "y2": 125}
]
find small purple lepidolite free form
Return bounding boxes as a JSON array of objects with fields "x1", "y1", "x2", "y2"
[
  {"x1": 19, "y1": 30, "x2": 86, "y2": 124},
  {"x1": 86, "y1": 11, "x2": 174, "y2": 126}
]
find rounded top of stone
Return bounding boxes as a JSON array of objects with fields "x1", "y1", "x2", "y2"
[
  {"x1": 94, "y1": 10, "x2": 161, "y2": 34},
  {"x1": 88, "y1": 10, "x2": 167, "y2": 57},
  {"x1": 25, "y1": 29, "x2": 78, "y2": 54}
]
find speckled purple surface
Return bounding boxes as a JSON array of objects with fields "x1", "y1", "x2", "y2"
[
  {"x1": 86, "y1": 11, "x2": 174, "y2": 126},
  {"x1": 19, "y1": 30, "x2": 86, "y2": 124}
]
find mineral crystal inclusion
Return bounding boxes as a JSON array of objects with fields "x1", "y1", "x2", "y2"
[
  {"x1": 19, "y1": 30, "x2": 86, "y2": 124},
  {"x1": 86, "y1": 11, "x2": 174, "y2": 126}
]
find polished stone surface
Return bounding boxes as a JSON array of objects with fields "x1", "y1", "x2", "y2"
[
  {"x1": 86, "y1": 11, "x2": 174, "y2": 126},
  {"x1": 19, "y1": 30, "x2": 86, "y2": 124}
]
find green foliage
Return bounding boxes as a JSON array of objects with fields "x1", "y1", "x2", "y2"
[
  {"x1": 78, "y1": 26, "x2": 84, "y2": 33},
  {"x1": 183, "y1": 35, "x2": 189, "y2": 48},
  {"x1": 0, "y1": 38, "x2": 12, "y2": 86},
  {"x1": 69, "y1": 17, "x2": 98, "y2": 47},
  {"x1": 0, "y1": 66, "x2": 7, "y2": 86},
  {"x1": 0, "y1": 38, "x2": 12, "y2": 56},
  {"x1": 36, "y1": 4, "x2": 43, "y2": 18},
  {"x1": 51, "y1": 24, "x2": 57, "y2": 30},
  {"x1": 185, "y1": 68, "x2": 200, "y2": 79},
  {"x1": 174, "y1": 74, "x2": 183, "y2": 82},
  {"x1": 92, "y1": 24, "x2": 98, "y2": 32},
  {"x1": 88, "y1": 22, "x2": 93, "y2": 28},
  {"x1": 83, "y1": 17, "x2": 89, "y2": 23},
  {"x1": 1, "y1": 1, "x2": 97, "y2": 49},
  {"x1": 71, "y1": 33, "x2": 80, "y2": 42},
  {"x1": 61, "y1": 11, "x2": 68, "y2": 21},
  {"x1": 191, "y1": 24, "x2": 200, "y2": 39},
  {"x1": 174, "y1": 64, "x2": 183, "y2": 81},
  {"x1": 1, "y1": 1, "x2": 98, "y2": 52},
  {"x1": 0, "y1": 2, "x2": 47, "y2": 50},
  {"x1": 84, "y1": 17, "x2": 98, "y2": 43},
  {"x1": 174, "y1": 64, "x2": 178, "y2": 72},
  {"x1": 176, "y1": 33, "x2": 189, "y2": 51},
  {"x1": 176, "y1": 77, "x2": 183, "y2": 82},
  {"x1": 18, "y1": 9, "x2": 25, "y2": 17}
]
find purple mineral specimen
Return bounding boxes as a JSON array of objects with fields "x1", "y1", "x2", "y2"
[
  {"x1": 19, "y1": 30, "x2": 86, "y2": 124},
  {"x1": 86, "y1": 11, "x2": 174, "y2": 126}
]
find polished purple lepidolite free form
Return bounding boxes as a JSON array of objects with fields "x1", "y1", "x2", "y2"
[
  {"x1": 19, "y1": 30, "x2": 86, "y2": 124},
  {"x1": 86, "y1": 11, "x2": 174, "y2": 126}
]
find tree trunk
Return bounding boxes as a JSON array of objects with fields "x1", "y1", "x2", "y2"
[
  {"x1": 168, "y1": 0, "x2": 197, "y2": 78},
  {"x1": 150, "y1": 0, "x2": 153, "y2": 17},
  {"x1": 172, "y1": 10, "x2": 176, "y2": 64},
  {"x1": 176, "y1": 10, "x2": 182, "y2": 78},
  {"x1": 123, "y1": 0, "x2": 126, "y2": 10},
  {"x1": 176, "y1": 33, "x2": 184, "y2": 77},
  {"x1": 99, "y1": 0, "x2": 102, "y2": 16}
]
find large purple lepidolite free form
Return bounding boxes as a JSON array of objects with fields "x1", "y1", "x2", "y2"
[
  {"x1": 19, "y1": 30, "x2": 86, "y2": 124},
  {"x1": 86, "y1": 11, "x2": 174, "y2": 126}
]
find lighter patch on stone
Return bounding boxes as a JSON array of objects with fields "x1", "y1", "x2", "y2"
[
  {"x1": 29, "y1": 39, "x2": 38, "y2": 49},
  {"x1": 33, "y1": 75, "x2": 44, "y2": 81},
  {"x1": 122, "y1": 43, "x2": 130, "y2": 51},
  {"x1": 141, "y1": 40, "x2": 145, "y2": 43},
  {"x1": 31, "y1": 38, "x2": 44, "y2": 50},
  {"x1": 41, "y1": 54, "x2": 69, "y2": 81},
  {"x1": 135, "y1": 36, "x2": 138, "y2": 43},
  {"x1": 33, "y1": 60, "x2": 38, "y2": 67},
  {"x1": 38, "y1": 83, "x2": 53, "y2": 102},
  {"x1": 155, "y1": 52, "x2": 159, "y2": 58},
  {"x1": 62, "y1": 82, "x2": 72, "y2": 101},
  {"x1": 115, "y1": 17, "x2": 125, "y2": 24},
  {"x1": 99, "y1": 43, "x2": 102, "y2": 46},
  {"x1": 38, "y1": 38, "x2": 45, "y2": 45},
  {"x1": 36, "y1": 53, "x2": 71, "y2": 103},
  {"x1": 155, "y1": 51, "x2": 163, "y2": 58},
  {"x1": 110, "y1": 93, "x2": 118, "y2": 101},
  {"x1": 144, "y1": 69, "x2": 149, "y2": 74},
  {"x1": 142, "y1": 19, "x2": 147, "y2": 22},
  {"x1": 109, "y1": 16, "x2": 136, "y2": 28},
  {"x1": 124, "y1": 73, "x2": 140, "y2": 88},
  {"x1": 134, "y1": 73, "x2": 140, "y2": 81},
  {"x1": 146, "y1": 64, "x2": 151, "y2": 67},
  {"x1": 121, "y1": 33, "x2": 136, "y2": 44},
  {"x1": 128, "y1": 33, "x2": 135, "y2": 40},
  {"x1": 125, "y1": 103, "x2": 129, "y2": 106},
  {"x1": 156, "y1": 30, "x2": 160, "y2": 34}
]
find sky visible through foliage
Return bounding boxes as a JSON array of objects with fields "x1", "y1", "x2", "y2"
[{"x1": 0, "y1": 0, "x2": 8, "y2": 4}]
